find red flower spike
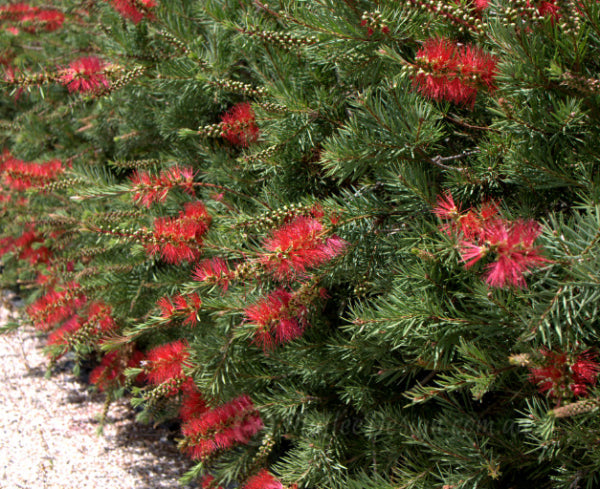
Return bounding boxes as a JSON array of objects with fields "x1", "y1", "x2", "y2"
[
  {"x1": 33, "y1": 10, "x2": 65, "y2": 32},
  {"x1": 59, "y1": 56, "x2": 109, "y2": 94},
  {"x1": 260, "y1": 216, "x2": 347, "y2": 280},
  {"x1": 193, "y1": 257, "x2": 232, "y2": 291},
  {"x1": 130, "y1": 166, "x2": 195, "y2": 207},
  {"x1": 200, "y1": 475, "x2": 224, "y2": 489},
  {"x1": 146, "y1": 201, "x2": 211, "y2": 264},
  {"x1": 220, "y1": 102, "x2": 259, "y2": 147},
  {"x1": 433, "y1": 192, "x2": 461, "y2": 220},
  {"x1": 86, "y1": 301, "x2": 117, "y2": 333},
  {"x1": 145, "y1": 340, "x2": 190, "y2": 385},
  {"x1": 179, "y1": 293, "x2": 202, "y2": 326},
  {"x1": 179, "y1": 378, "x2": 208, "y2": 423},
  {"x1": 90, "y1": 349, "x2": 146, "y2": 392},
  {"x1": 482, "y1": 220, "x2": 548, "y2": 289},
  {"x1": 0, "y1": 155, "x2": 64, "y2": 191},
  {"x1": 181, "y1": 394, "x2": 263, "y2": 460},
  {"x1": 243, "y1": 470, "x2": 284, "y2": 489},
  {"x1": 157, "y1": 295, "x2": 175, "y2": 320},
  {"x1": 244, "y1": 288, "x2": 307, "y2": 350},
  {"x1": 0, "y1": 224, "x2": 51, "y2": 265},
  {"x1": 435, "y1": 192, "x2": 547, "y2": 289},
  {"x1": 26, "y1": 282, "x2": 86, "y2": 331},
  {"x1": 106, "y1": 0, "x2": 156, "y2": 23},
  {"x1": 412, "y1": 38, "x2": 498, "y2": 107},
  {"x1": 47, "y1": 315, "x2": 83, "y2": 351},
  {"x1": 0, "y1": 3, "x2": 37, "y2": 20},
  {"x1": 529, "y1": 349, "x2": 599, "y2": 400}
]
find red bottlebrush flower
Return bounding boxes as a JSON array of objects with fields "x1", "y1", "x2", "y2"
[
  {"x1": 179, "y1": 378, "x2": 208, "y2": 422},
  {"x1": 59, "y1": 56, "x2": 109, "y2": 94},
  {"x1": 106, "y1": 0, "x2": 156, "y2": 24},
  {"x1": 243, "y1": 470, "x2": 284, "y2": 489},
  {"x1": 529, "y1": 349, "x2": 599, "y2": 400},
  {"x1": 26, "y1": 282, "x2": 87, "y2": 331},
  {"x1": 181, "y1": 394, "x2": 263, "y2": 460},
  {"x1": 434, "y1": 192, "x2": 461, "y2": 220},
  {"x1": 193, "y1": 257, "x2": 232, "y2": 291},
  {"x1": 46, "y1": 301, "x2": 116, "y2": 354},
  {"x1": 86, "y1": 300, "x2": 117, "y2": 333},
  {"x1": 435, "y1": 192, "x2": 547, "y2": 289},
  {"x1": 46, "y1": 314, "x2": 83, "y2": 351},
  {"x1": 0, "y1": 3, "x2": 37, "y2": 21},
  {"x1": 220, "y1": 102, "x2": 259, "y2": 147},
  {"x1": 157, "y1": 293, "x2": 202, "y2": 326},
  {"x1": 533, "y1": 0, "x2": 560, "y2": 20},
  {"x1": 473, "y1": 0, "x2": 490, "y2": 10},
  {"x1": 145, "y1": 339, "x2": 190, "y2": 385},
  {"x1": 481, "y1": 220, "x2": 548, "y2": 288},
  {"x1": 90, "y1": 348, "x2": 146, "y2": 392},
  {"x1": 33, "y1": 10, "x2": 65, "y2": 32},
  {"x1": 0, "y1": 225, "x2": 51, "y2": 265},
  {"x1": 412, "y1": 38, "x2": 498, "y2": 107},
  {"x1": 146, "y1": 201, "x2": 211, "y2": 264},
  {"x1": 1, "y1": 155, "x2": 64, "y2": 191},
  {"x1": 244, "y1": 288, "x2": 307, "y2": 350},
  {"x1": 260, "y1": 216, "x2": 347, "y2": 280},
  {"x1": 200, "y1": 475, "x2": 224, "y2": 489},
  {"x1": 459, "y1": 240, "x2": 489, "y2": 269},
  {"x1": 130, "y1": 166, "x2": 195, "y2": 207},
  {"x1": 175, "y1": 292, "x2": 202, "y2": 326},
  {"x1": 157, "y1": 295, "x2": 175, "y2": 320}
]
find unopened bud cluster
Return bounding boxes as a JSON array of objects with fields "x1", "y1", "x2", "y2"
[
  {"x1": 105, "y1": 65, "x2": 146, "y2": 93},
  {"x1": 244, "y1": 28, "x2": 317, "y2": 50},
  {"x1": 39, "y1": 177, "x2": 85, "y2": 192},
  {"x1": 360, "y1": 11, "x2": 390, "y2": 36},
  {"x1": 238, "y1": 202, "x2": 315, "y2": 230},
  {"x1": 158, "y1": 29, "x2": 190, "y2": 54},
  {"x1": 197, "y1": 121, "x2": 225, "y2": 138},
  {"x1": 207, "y1": 78, "x2": 266, "y2": 97},
  {"x1": 550, "y1": 399, "x2": 599, "y2": 418},
  {"x1": 142, "y1": 377, "x2": 186, "y2": 405},
  {"x1": 555, "y1": 0, "x2": 582, "y2": 35},
  {"x1": 560, "y1": 72, "x2": 600, "y2": 94},
  {"x1": 240, "y1": 144, "x2": 279, "y2": 164},
  {"x1": 406, "y1": 0, "x2": 484, "y2": 35},
  {"x1": 96, "y1": 210, "x2": 145, "y2": 222},
  {"x1": 256, "y1": 102, "x2": 288, "y2": 113},
  {"x1": 4, "y1": 71, "x2": 55, "y2": 87},
  {"x1": 251, "y1": 433, "x2": 276, "y2": 466},
  {"x1": 109, "y1": 158, "x2": 161, "y2": 170}
]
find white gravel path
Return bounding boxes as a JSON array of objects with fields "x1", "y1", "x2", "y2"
[{"x1": 0, "y1": 299, "x2": 197, "y2": 489}]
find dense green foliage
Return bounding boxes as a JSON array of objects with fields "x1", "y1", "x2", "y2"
[{"x1": 2, "y1": 1, "x2": 600, "y2": 488}]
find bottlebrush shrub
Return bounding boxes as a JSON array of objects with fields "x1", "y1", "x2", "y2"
[{"x1": 4, "y1": 1, "x2": 600, "y2": 488}]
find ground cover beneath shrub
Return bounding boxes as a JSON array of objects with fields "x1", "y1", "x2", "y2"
[{"x1": 0, "y1": 301, "x2": 196, "y2": 489}]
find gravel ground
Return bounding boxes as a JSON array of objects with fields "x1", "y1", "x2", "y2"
[{"x1": 0, "y1": 297, "x2": 197, "y2": 489}]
